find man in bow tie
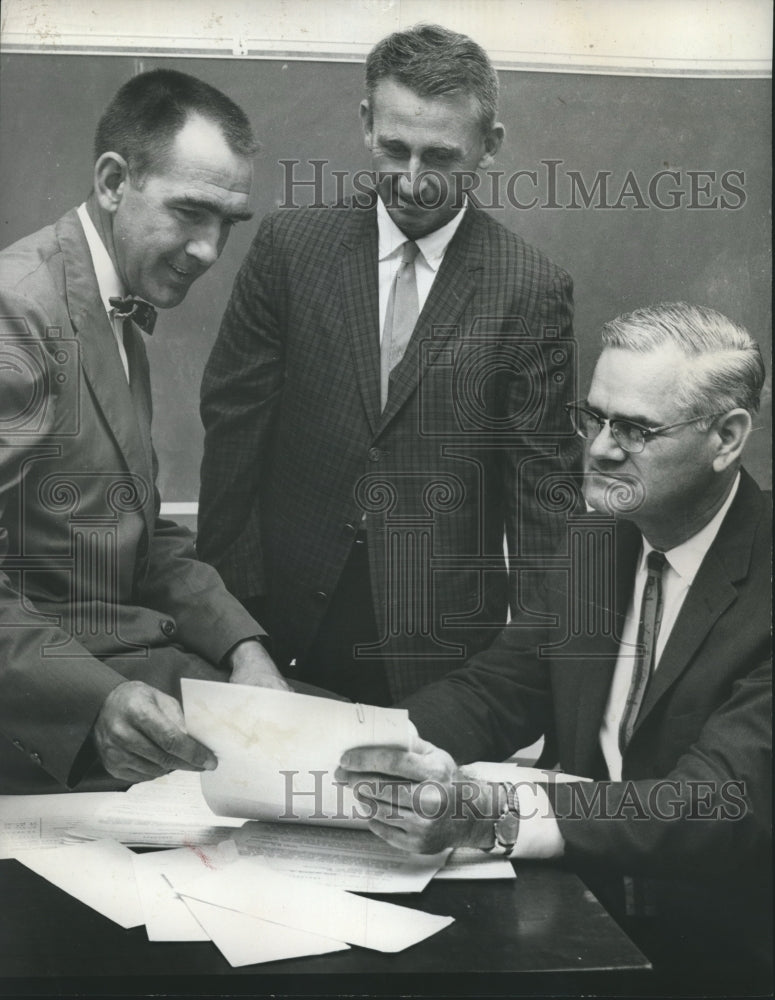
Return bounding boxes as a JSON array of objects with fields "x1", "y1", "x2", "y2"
[{"x1": 0, "y1": 69, "x2": 290, "y2": 794}]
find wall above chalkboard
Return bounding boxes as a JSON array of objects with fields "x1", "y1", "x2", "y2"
[{"x1": 1, "y1": 0, "x2": 771, "y2": 77}]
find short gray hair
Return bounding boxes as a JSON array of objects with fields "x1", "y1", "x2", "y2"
[
  {"x1": 601, "y1": 302, "x2": 765, "y2": 420},
  {"x1": 364, "y1": 24, "x2": 499, "y2": 132}
]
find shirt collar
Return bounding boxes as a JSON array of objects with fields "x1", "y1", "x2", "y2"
[
  {"x1": 639, "y1": 471, "x2": 741, "y2": 585},
  {"x1": 376, "y1": 195, "x2": 467, "y2": 271},
  {"x1": 76, "y1": 202, "x2": 125, "y2": 316}
]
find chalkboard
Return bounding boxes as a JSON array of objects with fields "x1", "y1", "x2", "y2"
[{"x1": 1, "y1": 54, "x2": 770, "y2": 496}]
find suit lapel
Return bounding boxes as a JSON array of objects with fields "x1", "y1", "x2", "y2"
[
  {"x1": 56, "y1": 211, "x2": 155, "y2": 538},
  {"x1": 634, "y1": 474, "x2": 758, "y2": 731},
  {"x1": 563, "y1": 658, "x2": 615, "y2": 774},
  {"x1": 567, "y1": 519, "x2": 642, "y2": 770},
  {"x1": 378, "y1": 208, "x2": 481, "y2": 429},
  {"x1": 636, "y1": 556, "x2": 736, "y2": 725},
  {"x1": 339, "y1": 209, "x2": 382, "y2": 435}
]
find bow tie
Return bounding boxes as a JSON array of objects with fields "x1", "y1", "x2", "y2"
[{"x1": 109, "y1": 296, "x2": 157, "y2": 335}]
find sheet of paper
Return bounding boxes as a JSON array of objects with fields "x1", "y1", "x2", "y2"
[
  {"x1": 434, "y1": 847, "x2": 517, "y2": 880},
  {"x1": 66, "y1": 770, "x2": 243, "y2": 847},
  {"x1": 232, "y1": 821, "x2": 449, "y2": 893},
  {"x1": 131, "y1": 841, "x2": 241, "y2": 941},
  {"x1": 180, "y1": 895, "x2": 349, "y2": 967},
  {"x1": 463, "y1": 761, "x2": 591, "y2": 784},
  {"x1": 0, "y1": 792, "x2": 119, "y2": 858},
  {"x1": 172, "y1": 859, "x2": 454, "y2": 952},
  {"x1": 181, "y1": 679, "x2": 411, "y2": 828},
  {"x1": 13, "y1": 839, "x2": 144, "y2": 928}
]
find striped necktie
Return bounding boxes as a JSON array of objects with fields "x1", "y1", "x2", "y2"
[{"x1": 619, "y1": 549, "x2": 667, "y2": 754}]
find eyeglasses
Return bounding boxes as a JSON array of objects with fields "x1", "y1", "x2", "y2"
[{"x1": 565, "y1": 401, "x2": 721, "y2": 454}]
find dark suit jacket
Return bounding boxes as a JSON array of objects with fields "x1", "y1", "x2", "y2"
[
  {"x1": 0, "y1": 210, "x2": 260, "y2": 792},
  {"x1": 198, "y1": 203, "x2": 578, "y2": 699},
  {"x1": 403, "y1": 469, "x2": 772, "y2": 961}
]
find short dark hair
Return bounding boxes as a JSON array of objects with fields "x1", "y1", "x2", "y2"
[
  {"x1": 94, "y1": 68, "x2": 257, "y2": 180},
  {"x1": 364, "y1": 23, "x2": 499, "y2": 131}
]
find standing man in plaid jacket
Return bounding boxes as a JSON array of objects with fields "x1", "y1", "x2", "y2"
[{"x1": 198, "y1": 24, "x2": 578, "y2": 704}]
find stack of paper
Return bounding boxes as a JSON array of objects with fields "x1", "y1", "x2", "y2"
[
  {"x1": 66, "y1": 770, "x2": 244, "y2": 847},
  {"x1": 232, "y1": 821, "x2": 450, "y2": 892},
  {"x1": 0, "y1": 791, "x2": 119, "y2": 858},
  {"x1": 19, "y1": 768, "x2": 512, "y2": 883}
]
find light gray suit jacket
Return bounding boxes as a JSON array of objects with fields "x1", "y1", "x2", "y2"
[{"x1": 0, "y1": 209, "x2": 259, "y2": 791}]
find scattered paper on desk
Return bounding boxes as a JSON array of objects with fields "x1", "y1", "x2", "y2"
[
  {"x1": 182, "y1": 679, "x2": 411, "y2": 828},
  {"x1": 131, "y1": 841, "x2": 239, "y2": 941},
  {"x1": 14, "y1": 839, "x2": 143, "y2": 928},
  {"x1": 233, "y1": 821, "x2": 449, "y2": 893},
  {"x1": 180, "y1": 896, "x2": 349, "y2": 967},
  {"x1": 434, "y1": 847, "x2": 516, "y2": 880},
  {"x1": 66, "y1": 770, "x2": 242, "y2": 847},
  {"x1": 172, "y1": 860, "x2": 454, "y2": 952},
  {"x1": 0, "y1": 792, "x2": 119, "y2": 858}
]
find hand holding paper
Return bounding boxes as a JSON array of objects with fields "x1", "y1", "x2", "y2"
[
  {"x1": 181, "y1": 679, "x2": 411, "y2": 827},
  {"x1": 94, "y1": 681, "x2": 217, "y2": 782},
  {"x1": 339, "y1": 729, "x2": 498, "y2": 854}
]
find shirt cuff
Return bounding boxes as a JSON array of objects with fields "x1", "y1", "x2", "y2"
[{"x1": 512, "y1": 782, "x2": 566, "y2": 859}]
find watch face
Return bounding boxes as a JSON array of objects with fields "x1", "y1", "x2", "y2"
[{"x1": 495, "y1": 810, "x2": 520, "y2": 847}]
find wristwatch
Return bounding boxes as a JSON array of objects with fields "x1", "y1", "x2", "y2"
[{"x1": 485, "y1": 782, "x2": 521, "y2": 857}]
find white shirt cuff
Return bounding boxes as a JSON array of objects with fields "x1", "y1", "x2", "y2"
[{"x1": 512, "y1": 782, "x2": 565, "y2": 859}]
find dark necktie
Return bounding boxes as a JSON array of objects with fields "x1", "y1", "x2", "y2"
[
  {"x1": 109, "y1": 295, "x2": 157, "y2": 335},
  {"x1": 380, "y1": 241, "x2": 420, "y2": 410},
  {"x1": 120, "y1": 318, "x2": 138, "y2": 390},
  {"x1": 619, "y1": 549, "x2": 667, "y2": 754}
]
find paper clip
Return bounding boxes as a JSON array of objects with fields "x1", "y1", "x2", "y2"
[{"x1": 355, "y1": 703, "x2": 365, "y2": 723}]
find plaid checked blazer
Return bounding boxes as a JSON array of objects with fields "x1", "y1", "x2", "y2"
[{"x1": 198, "y1": 203, "x2": 578, "y2": 700}]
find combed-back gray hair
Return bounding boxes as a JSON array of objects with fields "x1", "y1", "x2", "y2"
[
  {"x1": 364, "y1": 23, "x2": 499, "y2": 132},
  {"x1": 601, "y1": 302, "x2": 765, "y2": 420}
]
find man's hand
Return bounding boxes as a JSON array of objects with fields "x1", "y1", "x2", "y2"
[
  {"x1": 226, "y1": 638, "x2": 291, "y2": 690},
  {"x1": 93, "y1": 681, "x2": 217, "y2": 782},
  {"x1": 338, "y1": 729, "x2": 498, "y2": 854}
]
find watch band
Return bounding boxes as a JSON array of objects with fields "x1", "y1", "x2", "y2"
[{"x1": 484, "y1": 782, "x2": 521, "y2": 857}]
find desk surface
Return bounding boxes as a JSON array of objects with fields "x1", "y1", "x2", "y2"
[{"x1": 0, "y1": 857, "x2": 649, "y2": 996}]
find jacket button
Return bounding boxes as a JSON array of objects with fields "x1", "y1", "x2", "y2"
[
  {"x1": 30, "y1": 752, "x2": 42, "y2": 766},
  {"x1": 344, "y1": 522, "x2": 356, "y2": 534},
  {"x1": 368, "y1": 447, "x2": 381, "y2": 462},
  {"x1": 313, "y1": 591, "x2": 328, "y2": 602},
  {"x1": 160, "y1": 619, "x2": 176, "y2": 637},
  {"x1": 12, "y1": 738, "x2": 24, "y2": 750}
]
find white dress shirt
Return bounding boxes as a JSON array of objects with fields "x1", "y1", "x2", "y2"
[
  {"x1": 599, "y1": 472, "x2": 741, "y2": 780},
  {"x1": 76, "y1": 203, "x2": 130, "y2": 381},
  {"x1": 376, "y1": 196, "x2": 467, "y2": 340}
]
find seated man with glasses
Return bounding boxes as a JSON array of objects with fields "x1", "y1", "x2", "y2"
[{"x1": 339, "y1": 302, "x2": 771, "y2": 991}]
